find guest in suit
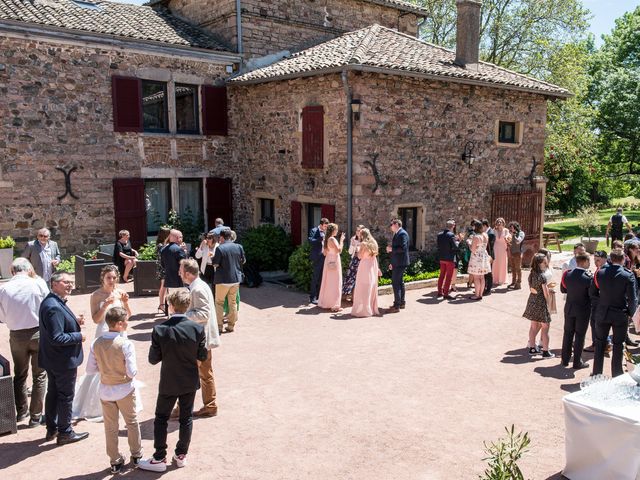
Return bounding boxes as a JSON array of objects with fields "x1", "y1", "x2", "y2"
[
  {"x1": 308, "y1": 218, "x2": 329, "y2": 305},
  {"x1": 38, "y1": 272, "x2": 89, "y2": 445},
  {"x1": 560, "y1": 254, "x2": 592, "y2": 370},
  {"x1": 138, "y1": 290, "x2": 208, "y2": 472},
  {"x1": 180, "y1": 259, "x2": 220, "y2": 418},
  {"x1": 436, "y1": 219, "x2": 459, "y2": 300},
  {"x1": 161, "y1": 229, "x2": 188, "y2": 295},
  {"x1": 21, "y1": 228, "x2": 61, "y2": 284},
  {"x1": 584, "y1": 250, "x2": 608, "y2": 353},
  {"x1": 212, "y1": 229, "x2": 246, "y2": 334},
  {"x1": 590, "y1": 248, "x2": 638, "y2": 377},
  {"x1": 483, "y1": 219, "x2": 496, "y2": 295},
  {"x1": 386, "y1": 219, "x2": 410, "y2": 312}
]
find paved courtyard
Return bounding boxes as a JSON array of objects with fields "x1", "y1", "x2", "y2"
[{"x1": 1, "y1": 264, "x2": 635, "y2": 479}]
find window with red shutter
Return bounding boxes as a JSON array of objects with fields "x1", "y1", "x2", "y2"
[
  {"x1": 320, "y1": 204, "x2": 335, "y2": 223},
  {"x1": 112, "y1": 178, "x2": 147, "y2": 247},
  {"x1": 112, "y1": 76, "x2": 142, "y2": 132},
  {"x1": 202, "y1": 86, "x2": 228, "y2": 136},
  {"x1": 302, "y1": 106, "x2": 324, "y2": 169},
  {"x1": 291, "y1": 201, "x2": 302, "y2": 246}
]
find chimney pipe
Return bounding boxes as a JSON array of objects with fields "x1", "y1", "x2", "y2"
[{"x1": 455, "y1": 0, "x2": 482, "y2": 71}]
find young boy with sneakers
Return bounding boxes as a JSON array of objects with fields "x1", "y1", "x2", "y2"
[
  {"x1": 138, "y1": 290, "x2": 207, "y2": 472},
  {"x1": 85, "y1": 306, "x2": 142, "y2": 474}
]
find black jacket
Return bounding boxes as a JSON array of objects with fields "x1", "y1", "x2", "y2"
[
  {"x1": 589, "y1": 264, "x2": 638, "y2": 319},
  {"x1": 149, "y1": 314, "x2": 207, "y2": 396},
  {"x1": 308, "y1": 227, "x2": 324, "y2": 261},
  {"x1": 212, "y1": 242, "x2": 246, "y2": 284},
  {"x1": 436, "y1": 230, "x2": 459, "y2": 262},
  {"x1": 38, "y1": 293, "x2": 84, "y2": 372},
  {"x1": 161, "y1": 242, "x2": 187, "y2": 288},
  {"x1": 390, "y1": 228, "x2": 410, "y2": 268},
  {"x1": 560, "y1": 268, "x2": 592, "y2": 317}
]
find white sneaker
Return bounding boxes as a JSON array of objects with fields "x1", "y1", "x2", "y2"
[
  {"x1": 173, "y1": 454, "x2": 187, "y2": 468},
  {"x1": 137, "y1": 457, "x2": 167, "y2": 472}
]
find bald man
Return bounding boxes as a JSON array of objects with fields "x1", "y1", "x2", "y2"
[{"x1": 160, "y1": 230, "x2": 188, "y2": 293}]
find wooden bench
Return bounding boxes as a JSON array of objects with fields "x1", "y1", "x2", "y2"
[{"x1": 542, "y1": 232, "x2": 563, "y2": 252}]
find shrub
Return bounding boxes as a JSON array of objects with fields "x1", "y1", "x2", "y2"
[
  {"x1": 56, "y1": 256, "x2": 75, "y2": 273},
  {"x1": 240, "y1": 224, "x2": 293, "y2": 271},
  {"x1": 160, "y1": 208, "x2": 204, "y2": 248},
  {"x1": 0, "y1": 236, "x2": 16, "y2": 249},
  {"x1": 378, "y1": 269, "x2": 440, "y2": 286},
  {"x1": 138, "y1": 243, "x2": 158, "y2": 261},
  {"x1": 289, "y1": 242, "x2": 313, "y2": 291},
  {"x1": 480, "y1": 425, "x2": 531, "y2": 480},
  {"x1": 82, "y1": 248, "x2": 99, "y2": 260},
  {"x1": 577, "y1": 207, "x2": 599, "y2": 241}
]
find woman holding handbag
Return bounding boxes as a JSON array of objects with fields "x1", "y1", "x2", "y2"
[
  {"x1": 318, "y1": 223, "x2": 345, "y2": 312},
  {"x1": 351, "y1": 228, "x2": 382, "y2": 317}
]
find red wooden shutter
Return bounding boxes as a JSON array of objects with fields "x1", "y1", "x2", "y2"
[
  {"x1": 321, "y1": 204, "x2": 335, "y2": 223},
  {"x1": 302, "y1": 106, "x2": 324, "y2": 168},
  {"x1": 202, "y1": 85, "x2": 228, "y2": 136},
  {"x1": 291, "y1": 201, "x2": 302, "y2": 246},
  {"x1": 112, "y1": 178, "x2": 146, "y2": 248},
  {"x1": 112, "y1": 76, "x2": 142, "y2": 132},
  {"x1": 206, "y1": 177, "x2": 233, "y2": 229}
]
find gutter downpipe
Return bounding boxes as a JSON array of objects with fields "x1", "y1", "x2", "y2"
[
  {"x1": 236, "y1": 0, "x2": 243, "y2": 55},
  {"x1": 342, "y1": 70, "x2": 353, "y2": 240}
]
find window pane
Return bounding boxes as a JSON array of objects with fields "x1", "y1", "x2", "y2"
[
  {"x1": 308, "y1": 204, "x2": 322, "y2": 233},
  {"x1": 499, "y1": 121, "x2": 516, "y2": 143},
  {"x1": 399, "y1": 208, "x2": 417, "y2": 249},
  {"x1": 260, "y1": 199, "x2": 275, "y2": 224},
  {"x1": 176, "y1": 84, "x2": 199, "y2": 134},
  {"x1": 179, "y1": 179, "x2": 203, "y2": 227},
  {"x1": 145, "y1": 180, "x2": 170, "y2": 234},
  {"x1": 142, "y1": 81, "x2": 167, "y2": 132}
]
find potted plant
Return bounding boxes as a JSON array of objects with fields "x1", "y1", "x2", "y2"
[
  {"x1": 578, "y1": 207, "x2": 600, "y2": 254},
  {"x1": 0, "y1": 236, "x2": 16, "y2": 279},
  {"x1": 133, "y1": 242, "x2": 160, "y2": 296},
  {"x1": 75, "y1": 248, "x2": 112, "y2": 292}
]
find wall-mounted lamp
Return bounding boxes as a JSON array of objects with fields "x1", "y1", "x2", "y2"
[
  {"x1": 461, "y1": 141, "x2": 476, "y2": 166},
  {"x1": 351, "y1": 99, "x2": 361, "y2": 121}
]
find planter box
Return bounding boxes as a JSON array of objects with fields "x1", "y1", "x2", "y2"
[
  {"x1": 378, "y1": 274, "x2": 468, "y2": 296},
  {"x1": 0, "y1": 248, "x2": 13, "y2": 280},
  {"x1": 582, "y1": 239, "x2": 599, "y2": 254},
  {"x1": 75, "y1": 255, "x2": 112, "y2": 293},
  {"x1": 0, "y1": 375, "x2": 17, "y2": 435},
  {"x1": 133, "y1": 260, "x2": 160, "y2": 297}
]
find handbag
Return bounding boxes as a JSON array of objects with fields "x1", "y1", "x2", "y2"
[
  {"x1": 546, "y1": 290, "x2": 557, "y2": 315},
  {"x1": 327, "y1": 260, "x2": 338, "y2": 271}
]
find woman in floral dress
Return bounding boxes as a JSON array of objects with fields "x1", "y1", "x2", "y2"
[
  {"x1": 467, "y1": 220, "x2": 491, "y2": 300},
  {"x1": 342, "y1": 225, "x2": 364, "y2": 300},
  {"x1": 523, "y1": 253, "x2": 554, "y2": 358}
]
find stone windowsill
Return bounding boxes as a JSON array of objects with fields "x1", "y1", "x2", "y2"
[{"x1": 140, "y1": 132, "x2": 207, "y2": 140}]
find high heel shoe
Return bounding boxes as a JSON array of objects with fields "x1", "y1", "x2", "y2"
[{"x1": 157, "y1": 305, "x2": 166, "y2": 315}]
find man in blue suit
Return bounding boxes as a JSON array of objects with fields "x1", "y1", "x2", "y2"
[
  {"x1": 590, "y1": 248, "x2": 638, "y2": 377},
  {"x1": 560, "y1": 253, "x2": 592, "y2": 370},
  {"x1": 308, "y1": 218, "x2": 329, "y2": 305},
  {"x1": 386, "y1": 219, "x2": 410, "y2": 312},
  {"x1": 39, "y1": 272, "x2": 89, "y2": 445}
]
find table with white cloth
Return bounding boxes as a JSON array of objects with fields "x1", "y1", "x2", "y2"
[{"x1": 563, "y1": 374, "x2": 640, "y2": 480}]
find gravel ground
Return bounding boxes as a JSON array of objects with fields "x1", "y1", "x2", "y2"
[{"x1": 1, "y1": 265, "x2": 635, "y2": 480}]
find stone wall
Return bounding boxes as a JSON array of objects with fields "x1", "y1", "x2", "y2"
[
  {"x1": 0, "y1": 34, "x2": 239, "y2": 255},
  {"x1": 165, "y1": 0, "x2": 419, "y2": 58},
  {"x1": 230, "y1": 71, "x2": 548, "y2": 251}
]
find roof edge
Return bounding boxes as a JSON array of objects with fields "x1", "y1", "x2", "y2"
[{"x1": 363, "y1": 0, "x2": 428, "y2": 17}]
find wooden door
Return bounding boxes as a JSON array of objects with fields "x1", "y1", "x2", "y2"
[
  {"x1": 112, "y1": 178, "x2": 147, "y2": 248},
  {"x1": 206, "y1": 177, "x2": 233, "y2": 230}
]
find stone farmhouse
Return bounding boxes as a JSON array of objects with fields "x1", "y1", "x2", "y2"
[{"x1": 0, "y1": 0, "x2": 568, "y2": 256}]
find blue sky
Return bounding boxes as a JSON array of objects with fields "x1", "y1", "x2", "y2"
[{"x1": 113, "y1": 0, "x2": 640, "y2": 45}]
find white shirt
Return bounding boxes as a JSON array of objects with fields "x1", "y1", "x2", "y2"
[
  {"x1": 86, "y1": 332, "x2": 137, "y2": 401},
  {"x1": 562, "y1": 256, "x2": 578, "y2": 272},
  {"x1": 39, "y1": 241, "x2": 53, "y2": 282},
  {"x1": 195, "y1": 243, "x2": 217, "y2": 274},
  {"x1": 0, "y1": 274, "x2": 49, "y2": 330}
]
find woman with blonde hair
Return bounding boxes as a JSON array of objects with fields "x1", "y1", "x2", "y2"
[
  {"x1": 492, "y1": 217, "x2": 511, "y2": 286},
  {"x1": 351, "y1": 228, "x2": 381, "y2": 317},
  {"x1": 318, "y1": 223, "x2": 345, "y2": 312}
]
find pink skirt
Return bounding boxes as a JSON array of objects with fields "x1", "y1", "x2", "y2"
[
  {"x1": 318, "y1": 252, "x2": 343, "y2": 310},
  {"x1": 351, "y1": 256, "x2": 379, "y2": 317}
]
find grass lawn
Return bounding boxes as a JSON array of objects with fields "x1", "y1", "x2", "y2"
[
  {"x1": 559, "y1": 241, "x2": 608, "y2": 252},
  {"x1": 544, "y1": 208, "x2": 640, "y2": 240}
]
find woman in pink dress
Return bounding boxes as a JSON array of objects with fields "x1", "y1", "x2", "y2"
[
  {"x1": 318, "y1": 223, "x2": 345, "y2": 312},
  {"x1": 351, "y1": 228, "x2": 381, "y2": 317},
  {"x1": 491, "y1": 217, "x2": 511, "y2": 286}
]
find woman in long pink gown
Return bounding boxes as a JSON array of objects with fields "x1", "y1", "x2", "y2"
[
  {"x1": 318, "y1": 223, "x2": 345, "y2": 312},
  {"x1": 351, "y1": 228, "x2": 381, "y2": 317},
  {"x1": 492, "y1": 217, "x2": 511, "y2": 286}
]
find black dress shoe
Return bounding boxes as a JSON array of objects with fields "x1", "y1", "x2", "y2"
[
  {"x1": 583, "y1": 345, "x2": 595, "y2": 353},
  {"x1": 16, "y1": 412, "x2": 29, "y2": 422},
  {"x1": 625, "y1": 336, "x2": 639, "y2": 347},
  {"x1": 386, "y1": 306, "x2": 400, "y2": 313},
  {"x1": 573, "y1": 361, "x2": 590, "y2": 370},
  {"x1": 45, "y1": 430, "x2": 58, "y2": 442},
  {"x1": 399, "y1": 303, "x2": 406, "y2": 309},
  {"x1": 28, "y1": 416, "x2": 44, "y2": 428},
  {"x1": 57, "y1": 430, "x2": 89, "y2": 446},
  {"x1": 443, "y1": 295, "x2": 456, "y2": 300}
]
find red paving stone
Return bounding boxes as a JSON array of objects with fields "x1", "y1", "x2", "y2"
[{"x1": 0, "y1": 267, "x2": 635, "y2": 479}]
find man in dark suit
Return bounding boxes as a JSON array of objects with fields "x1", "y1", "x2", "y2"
[
  {"x1": 138, "y1": 290, "x2": 208, "y2": 472},
  {"x1": 308, "y1": 218, "x2": 329, "y2": 305},
  {"x1": 560, "y1": 254, "x2": 592, "y2": 370},
  {"x1": 161, "y1": 229, "x2": 188, "y2": 293},
  {"x1": 590, "y1": 248, "x2": 638, "y2": 377},
  {"x1": 386, "y1": 219, "x2": 410, "y2": 312},
  {"x1": 22, "y1": 228, "x2": 61, "y2": 284},
  {"x1": 38, "y1": 272, "x2": 89, "y2": 445},
  {"x1": 212, "y1": 229, "x2": 246, "y2": 333},
  {"x1": 482, "y1": 219, "x2": 496, "y2": 296}
]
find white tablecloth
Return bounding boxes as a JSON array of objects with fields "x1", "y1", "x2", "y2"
[{"x1": 563, "y1": 374, "x2": 640, "y2": 480}]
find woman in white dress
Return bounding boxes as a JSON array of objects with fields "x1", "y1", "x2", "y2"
[
  {"x1": 72, "y1": 265, "x2": 131, "y2": 421},
  {"x1": 467, "y1": 219, "x2": 491, "y2": 300}
]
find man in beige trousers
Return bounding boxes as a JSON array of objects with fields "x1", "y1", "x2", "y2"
[{"x1": 179, "y1": 258, "x2": 221, "y2": 417}]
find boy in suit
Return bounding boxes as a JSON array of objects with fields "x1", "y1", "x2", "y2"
[
  {"x1": 138, "y1": 290, "x2": 208, "y2": 472},
  {"x1": 86, "y1": 306, "x2": 142, "y2": 474},
  {"x1": 560, "y1": 254, "x2": 592, "y2": 370}
]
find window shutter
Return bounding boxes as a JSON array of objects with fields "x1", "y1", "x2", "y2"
[
  {"x1": 111, "y1": 76, "x2": 142, "y2": 132},
  {"x1": 112, "y1": 178, "x2": 146, "y2": 248},
  {"x1": 202, "y1": 85, "x2": 228, "y2": 136},
  {"x1": 302, "y1": 106, "x2": 324, "y2": 168},
  {"x1": 291, "y1": 201, "x2": 302, "y2": 246},
  {"x1": 206, "y1": 177, "x2": 233, "y2": 229},
  {"x1": 321, "y1": 204, "x2": 335, "y2": 223}
]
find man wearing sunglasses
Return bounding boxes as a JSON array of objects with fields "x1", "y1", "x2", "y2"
[{"x1": 21, "y1": 228, "x2": 61, "y2": 284}]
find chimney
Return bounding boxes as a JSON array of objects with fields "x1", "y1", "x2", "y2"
[{"x1": 455, "y1": 0, "x2": 482, "y2": 71}]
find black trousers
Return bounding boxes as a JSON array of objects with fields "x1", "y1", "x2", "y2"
[
  {"x1": 200, "y1": 265, "x2": 216, "y2": 298},
  {"x1": 44, "y1": 368, "x2": 77, "y2": 434},
  {"x1": 484, "y1": 272, "x2": 493, "y2": 293},
  {"x1": 309, "y1": 257, "x2": 324, "y2": 301},
  {"x1": 592, "y1": 309, "x2": 628, "y2": 377},
  {"x1": 391, "y1": 266, "x2": 407, "y2": 307},
  {"x1": 153, "y1": 391, "x2": 196, "y2": 460},
  {"x1": 561, "y1": 312, "x2": 590, "y2": 367}
]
